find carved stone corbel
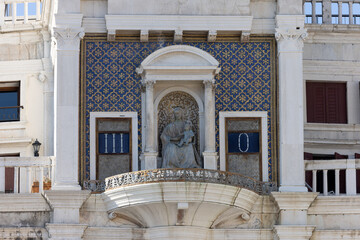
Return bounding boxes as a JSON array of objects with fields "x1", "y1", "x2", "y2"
[
  {"x1": 140, "y1": 29, "x2": 149, "y2": 42},
  {"x1": 207, "y1": 30, "x2": 217, "y2": 42},
  {"x1": 174, "y1": 29, "x2": 183, "y2": 43},
  {"x1": 107, "y1": 29, "x2": 116, "y2": 41},
  {"x1": 241, "y1": 31, "x2": 251, "y2": 42}
]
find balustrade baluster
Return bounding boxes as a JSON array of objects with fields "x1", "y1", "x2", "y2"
[
  {"x1": 349, "y1": 1, "x2": 354, "y2": 24},
  {"x1": 323, "y1": 170, "x2": 328, "y2": 196},
  {"x1": 0, "y1": 0, "x2": 4, "y2": 25},
  {"x1": 39, "y1": 167, "x2": 44, "y2": 193},
  {"x1": 335, "y1": 169, "x2": 340, "y2": 195},
  {"x1": 339, "y1": 2, "x2": 343, "y2": 24},
  {"x1": 0, "y1": 166, "x2": 4, "y2": 192},
  {"x1": 36, "y1": 0, "x2": 40, "y2": 20},
  {"x1": 11, "y1": 2, "x2": 16, "y2": 24},
  {"x1": 312, "y1": 0, "x2": 317, "y2": 23},
  {"x1": 13, "y1": 167, "x2": 18, "y2": 193},
  {"x1": 26, "y1": 167, "x2": 32, "y2": 193},
  {"x1": 24, "y1": 2, "x2": 28, "y2": 23},
  {"x1": 323, "y1": 0, "x2": 332, "y2": 24},
  {"x1": 312, "y1": 170, "x2": 317, "y2": 192}
]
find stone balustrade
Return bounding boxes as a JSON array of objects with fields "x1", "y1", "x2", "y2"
[
  {"x1": 0, "y1": 0, "x2": 43, "y2": 31},
  {"x1": 305, "y1": 0, "x2": 360, "y2": 24},
  {"x1": 0, "y1": 156, "x2": 54, "y2": 193},
  {"x1": 85, "y1": 168, "x2": 278, "y2": 195},
  {"x1": 305, "y1": 158, "x2": 360, "y2": 195}
]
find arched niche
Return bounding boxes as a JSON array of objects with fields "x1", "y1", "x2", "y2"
[{"x1": 136, "y1": 45, "x2": 220, "y2": 170}]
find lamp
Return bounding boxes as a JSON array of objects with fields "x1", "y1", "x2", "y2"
[{"x1": 32, "y1": 139, "x2": 41, "y2": 157}]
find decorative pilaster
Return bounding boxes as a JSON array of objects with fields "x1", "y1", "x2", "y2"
[
  {"x1": 143, "y1": 80, "x2": 158, "y2": 169},
  {"x1": 52, "y1": 26, "x2": 84, "y2": 190},
  {"x1": 276, "y1": 15, "x2": 308, "y2": 192},
  {"x1": 203, "y1": 79, "x2": 217, "y2": 170},
  {"x1": 272, "y1": 192, "x2": 317, "y2": 240}
]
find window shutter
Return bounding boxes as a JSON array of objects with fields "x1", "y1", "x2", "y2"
[
  {"x1": 307, "y1": 82, "x2": 326, "y2": 123},
  {"x1": 326, "y1": 83, "x2": 347, "y2": 123}
]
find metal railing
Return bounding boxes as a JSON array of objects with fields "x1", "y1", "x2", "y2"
[
  {"x1": 0, "y1": 106, "x2": 22, "y2": 122},
  {"x1": 0, "y1": 156, "x2": 55, "y2": 194},
  {"x1": 305, "y1": 158, "x2": 360, "y2": 195},
  {"x1": 305, "y1": 0, "x2": 360, "y2": 25},
  {"x1": 96, "y1": 168, "x2": 277, "y2": 195}
]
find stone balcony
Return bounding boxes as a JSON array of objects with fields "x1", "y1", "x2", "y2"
[{"x1": 83, "y1": 168, "x2": 278, "y2": 229}]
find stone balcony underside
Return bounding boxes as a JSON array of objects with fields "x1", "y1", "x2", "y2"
[{"x1": 97, "y1": 169, "x2": 277, "y2": 229}]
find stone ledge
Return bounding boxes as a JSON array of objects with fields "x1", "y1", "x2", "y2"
[
  {"x1": 0, "y1": 227, "x2": 47, "y2": 239},
  {"x1": 84, "y1": 226, "x2": 274, "y2": 240},
  {"x1": 0, "y1": 193, "x2": 50, "y2": 212},
  {"x1": 46, "y1": 223, "x2": 88, "y2": 239},
  {"x1": 271, "y1": 192, "x2": 318, "y2": 211},
  {"x1": 308, "y1": 196, "x2": 360, "y2": 215},
  {"x1": 311, "y1": 230, "x2": 360, "y2": 239},
  {"x1": 274, "y1": 225, "x2": 315, "y2": 240}
]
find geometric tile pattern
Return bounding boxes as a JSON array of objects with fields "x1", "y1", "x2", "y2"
[{"x1": 82, "y1": 39, "x2": 276, "y2": 181}]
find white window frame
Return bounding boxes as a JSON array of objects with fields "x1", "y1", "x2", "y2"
[
  {"x1": 90, "y1": 112, "x2": 138, "y2": 180},
  {"x1": 219, "y1": 111, "x2": 269, "y2": 182}
]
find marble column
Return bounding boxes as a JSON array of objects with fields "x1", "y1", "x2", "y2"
[
  {"x1": 276, "y1": 15, "x2": 308, "y2": 192},
  {"x1": 203, "y1": 79, "x2": 217, "y2": 170},
  {"x1": 143, "y1": 80, "x2": 157, "y2": 169},
  {"x1": 52, "y1": 26, "x2": 84, "y2": 190}
]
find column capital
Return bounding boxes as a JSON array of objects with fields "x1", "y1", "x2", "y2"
[
  {"x1": 203, "y1": 79, "x2": 215, "y2": 88},
  {"x1": 53, "y1": 27, "x2": 85, "y2": 51},
  {"x1": 275, "y1": 28, "x2": 308, "y2": 49},
  {"x1": 143, "y1": 79, "x2": 156, "y2": 90}
]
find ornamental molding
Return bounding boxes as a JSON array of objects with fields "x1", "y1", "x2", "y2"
[
  {"x1": 53, "y1": 27, "x2": 85, "y2": 51},
  {"x1": 275, "y1": 28, "x2": 308, "y2": 49},
  {"x1": 136, "y1": 45, "x2": 221, "y2": 82}
]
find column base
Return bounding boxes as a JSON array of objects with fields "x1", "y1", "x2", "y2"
[
  {"x1": 46, "y1": 223, "x2": 88, "y2": 240},
  {"x1": 45, "y1": 190, "x2": 91, "y2": 224},
  {"x1": 203, "y1": 151, "x2": 218, "y2": 170},
  {"x1": 274, "y1": 225, "x2": 315, "y2": 240},
  {"x1": 143, "y1": 152, "x2": 158, "y2": 170},
  {"x1": 271, "y1": 192, "x2": 318, "y2": 225}
]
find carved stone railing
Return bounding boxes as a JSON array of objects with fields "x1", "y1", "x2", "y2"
[
  {"x1": 304, "y1": 0, "x2": 360, "y2": 25},
  {"x1": 95, "y1": 168, "x2": 277, "y2": 195},
  {"x1": 0, "y1": 156, "x2": 54, "y2": 193},
  {"x1": 305, "y1": 158, "x2": 360, "y2": 195},
  {"x1": 0, "y1": 0, "x2": 44, "y2": 32},
  {"x1": 83, "y1": 179, "x2": 106, "y2": 193}
]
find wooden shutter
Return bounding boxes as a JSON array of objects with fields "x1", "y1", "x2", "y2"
[
  {"x1": 326, "y1": 83, "x2": 347, "y2": 123},
  {"x1": 306, "y1": 82, "x2": 347, "y2": 123}
]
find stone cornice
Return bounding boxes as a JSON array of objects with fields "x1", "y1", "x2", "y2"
[
  {"x1": 274, "y1": 225, "x2": 315, "y2": 240},
  {"x1": 46, "y1": 223, "x2": 88, "y2": 239},
  {"x1": 0, "y1": 193, "x2": 50, "y2": 212},
  {"x1": 308, "y1": 196, "x2": 360, "y2": 215},
  {"x1": 271, "y1": 192, "x2": 318, "y2": 211},
  {"x1": 44, "y1": 190, "x2": 91, "y2": 209}
]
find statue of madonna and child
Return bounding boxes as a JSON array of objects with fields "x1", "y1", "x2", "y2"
[{"x1": 160, "y1": 107, "x2": 201, "y2": 168}]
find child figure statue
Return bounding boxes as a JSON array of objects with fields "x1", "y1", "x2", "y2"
[{"x1": 177, "y1": 120, "x2": 195, "y2": 147}]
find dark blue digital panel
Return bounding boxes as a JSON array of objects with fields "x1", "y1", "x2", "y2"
[
  {"x1": 0, "y1": 91, "x2": 19, "y2": 121},
  {"x1": 98, "y1": 133, "x2": 129, "y2": 154},
  {"x1": 228, "y1": 132, "x2": 259, "y2": 153}
]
